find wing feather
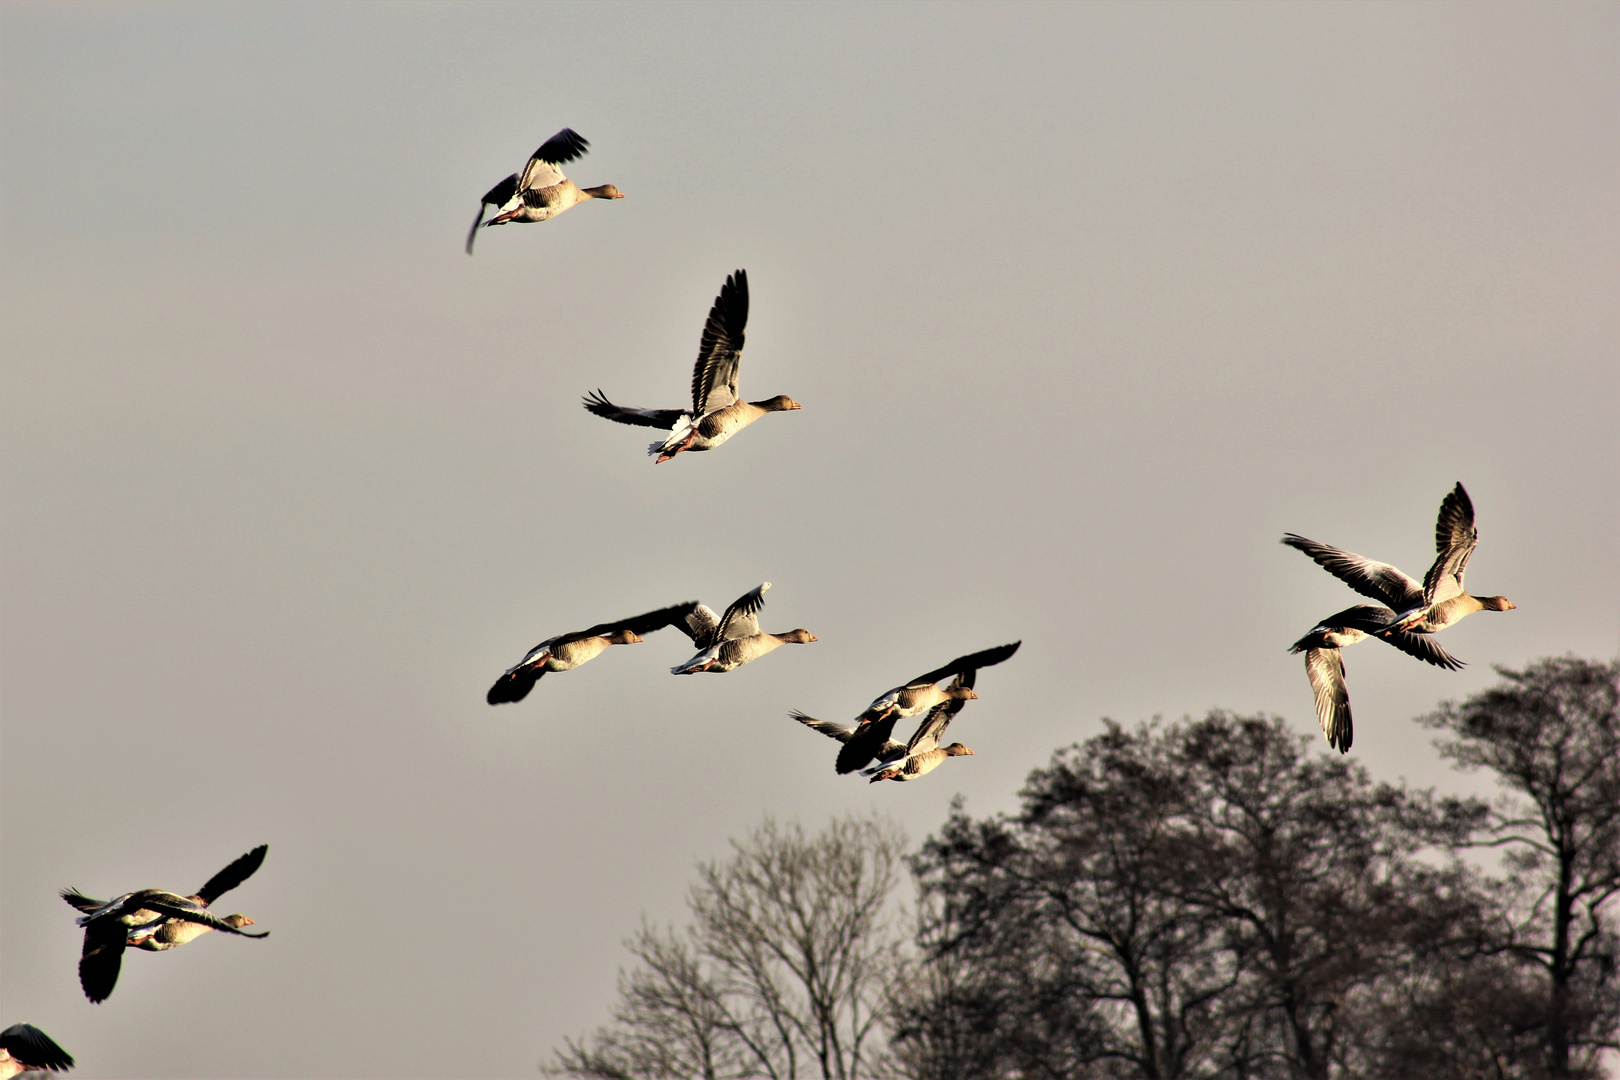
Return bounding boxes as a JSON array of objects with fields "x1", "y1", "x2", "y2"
[
  {"x1": 1281, "y1": 534, "x2": 1423, "y2": 609},
  {"x1": 837, "y1": 711, "x2": 906, "y2": 774},
  {"x1": 582, "y1": 390, "x2": 684, "y2": 430},
  {"x1": 689, "y1": 270, "x2": 748, "y2": 416},
  {"x1": 1303, "y1": 648, "x2": 1352, "y2": 753},
  {"x1": 716, "y1": 583, "x2": 768, "y2": 642},
  {"x1": 1420, "y1": 482, "x2": 1479, "y2": 604},
  {"x1": 0, "y1": 1023, "x2": 75, "y2": 1071},
  {"x1": 195, "y1": 845, "x2": 268, "y2": 906},
  {"x1": 555, "y1": 602, "x2": 704, "y2": 646},
  {"x1": 905, "y1": 641, "x2": 1021, "y2": 690},
  {"x1": 519, "y1": 128, "x2": 589, "y2": 191}
]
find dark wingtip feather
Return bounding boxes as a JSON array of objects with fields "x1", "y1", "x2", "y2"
[
  {"x1": 487, "y1": 669, "x2": 539, "y2": 705},
  {"x1": 0, "y1": 1023, "x2": 75, "y2": 1070}
]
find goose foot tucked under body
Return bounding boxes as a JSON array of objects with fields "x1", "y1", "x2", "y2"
[{"x1": 655, "y1": 432, "x2": 697, "y2": 463}]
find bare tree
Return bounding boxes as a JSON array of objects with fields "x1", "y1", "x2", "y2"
[
  {"x1": 1418, "y1": 657, "x2": 1620, "y2": 1079},
  {"x1": 550, "y1": 816, "x2": 910, "y2": 1080},
  {"x1": 897, "y1": 714, "x2": 1488, "y2": 1080}
]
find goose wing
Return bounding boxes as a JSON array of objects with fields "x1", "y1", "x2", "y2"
[
  {"x1": 195, "y1": 845, "x2": 268, "y2": 906},
  {"x1": 790, "y1": 711, "x2": 856, "y2": 743},
  {"x1": 715, "y1": 583, "x2": 769, "y2": 642},
  {"x1": 1420, "y1": 482, "x2": 1478, "y2": 605},
  {"x1": 903, "y1": 641, "x2": 1021, "y2": 690},
  {"x1": 60, "y1": 888, "x2": 105, "y2": 914},
  {"x1": 466, "y1": 173, "x2": 518, "y2": 254},
  {"x1": 1281, "y1": 534, "x2": 1423, "y2": 609},
  {"x1": 582, "y1": 390, "x2": 684, "y2": 430},
  {"x1": 675, "y1": 604, "x2": 722, "y2": 648},
  {"x1": 518, "y1": 128, "x2": 589, "y2": 192},
  {"x1": 0, "y1": 1023, "x2": 75, "y2": 1071},
  {"x1": 551, "y1": 602, "x2": 703, "y2": 647},
  {"x1": 836, "y1": 710, "x2": 907, "y2": 775},
  {"x1": 689, "y1": 270, "x2": 748, "y2": 417},
  {"x1": 78, "y1": 921, "x2": 127, "y2": 1003},
  {"x1": 1303, "y1": 648, "x2": 1352, "y2": 753},
  {"x1": 1381, "y1": 628, "x2": 1465, "y2": 671}
]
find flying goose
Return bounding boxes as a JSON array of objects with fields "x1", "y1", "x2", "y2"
[
  {"x1": 0, "y1": 1024, "x2": 74, "y2": 1077},
  {"x1": 866, "y1": 680, "x2": 979, "y2": 783},
  {"x1": 852, "y1": 641, "x2": 1020, "y2": 729},
  {"x1": 1288, "y1": 604, "x2": 1464, "y2": 753},
  {"x1": 61, "y1": 846, "x2": 270, "y2": 1003},
  {"x1": 1283, "y1": 483, "x2": 1514, "y2": 636},
  {"x1": 582, "y1": 270, "x2": 801, "y2": 462},
  {"x1": 466, "y1": 129, "x2": 623, "y2": 254},
  {"x1": 487, "y1": 602, "x2": 699, "y2": 704},
  {"x1": 793, "y1": 667, "x2": 986, "y2": 776},
  {"x1": 670, "y1": 583, "x2": 816, "y2": 674}
]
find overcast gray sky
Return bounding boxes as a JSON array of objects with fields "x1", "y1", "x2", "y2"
[{"x1": 2, "y1": 2, "x2": 1616, "y2": 1076}]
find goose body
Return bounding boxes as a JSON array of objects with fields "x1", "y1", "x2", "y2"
[
  {"x1": 0, "y1": 1024, "x2": 74, "y2": 1077},
  {"x1": 868, "y1": 743, "x2": 975, "y2": 783},
  {"x1": 808, "y1": 642, "x2": 1018, "y2": 775},
  {"x1": 583, "y1": 271, "x2": 801, "y2": 462},
  {"x1": 862, "y1": 673, "x2": 980, "y2": 781},
  {"x1": 794, "y1": 662, "x2": 997, "y2": 776},
  {"x1": 466, "y1": 129, "x2": 622, "y2": 254},
  {"x1": 1287, "y1": 604, "x2": 1464, "y2": 753},
  {"x1": 1282, "y1": 482, "x2": 1515, "y2": 639},
  {"x1": 670, "y1": 584, "x2": 816, "y2": 674},
  {"x1": 856, "y1": 642, "x2": 1020, "y2": 727},
  {"x1": 487, "y1": 602, "x2": 698, "y2": 704},
  {"x1": 61, "y1": 845, "x2": 270, "y2": 1003}
]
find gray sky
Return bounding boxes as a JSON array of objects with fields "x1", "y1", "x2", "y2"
[{"x1": 2, "y1": 2, "x2": 1615, "y2": 1076}]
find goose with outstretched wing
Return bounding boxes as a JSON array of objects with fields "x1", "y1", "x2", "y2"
[
  {"x1": 583, "y1": 270, "x2": 801, "y2": 462},
  {"x1": 467, "y1": 129, "x2": 622, "y2": 254},
  {"x1": 866, "y1": 675, "x2": 979, "y2": 783},
  {"x1": 671, "y1": 583, "x2": 816, "y2": 674},
  {"x1": 1288, "y1": 604, "x2": 1465, "y2": 753},
  {"x1": 61, "y1": 846, "x2": 270, "y2": 1003},
  {"x1": 487, "y1": 602, "x2": 700, "y2": 704},
  {"x1": 855, "y1": 642, "x2": 1020, "y2": 728},
  {"x1": 1282, "y1": 482, "x2": 1514, "y2": 637}
]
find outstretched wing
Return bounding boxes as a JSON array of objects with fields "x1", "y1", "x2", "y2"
[
  {"x1": 79, "y1": 922, "x2": 127, "y2": 1003},
  {"x1": 1421, "y1": 482, "x2": 1479, "y2": 605},
  {"x1": 60, "y1": 888, "x2": 105, "y2": 914},
  {"x1": 582, "y1": 390, "x2": 685, "y2": 430},
  {"x1": 1281, "y1": 534, "x2": 1423, "y2": 610},
  {"x1": 716, "y1": 583, "x2": 769, "y2": 642},
  {"x1": 674, "y1": 604, "x2": 721, "y2": 648},
  {"x1": 836, "y1": 711, "x2": 906, "y2": 775},
  {"x1": 1378, "y1": 629, "x2": 1465, "y2": 671},
  {"x1": 487, "y1": 668, "x2": 541, "y2": 705},
  {"x1": 519, "y1": 128, "x2": 590, "y2": 192},
  {"x1": 196, "y1": 845, "x2": 268, "y2": 906},
  {"x1": 1302, "y1": 648, "x2": 1352, "y2": 753},
  {"x1": 0, "y1": 1023, "x2": 75, "y2": 1071},
  {"x1": 905, "y1": 641, "x2": 1021, "y2": 690},
  {"x1": 554, "y1": 602, "x2": 704, "y2": 647},
  {"x1": 790, "y1": 711, "x2": 856, "y2": 743},
  {"x1": 689, "y1": 270, "x2": 748, "y2": 417},
  {"x1": 467, "y1": 173, "x2": 519, "y2": 254}
]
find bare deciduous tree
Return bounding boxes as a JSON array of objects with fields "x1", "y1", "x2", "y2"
[
  {"x1": 1419, "y1": 657, "x2": 1620, "y2": 1079},
  {"x1": 550, "y1": 816, "x2": 910, "y2": 1080}
]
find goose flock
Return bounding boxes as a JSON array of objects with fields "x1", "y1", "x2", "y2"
[{"x1": 15, "y1": 129, "x2": 1516, "y2": 1072}]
